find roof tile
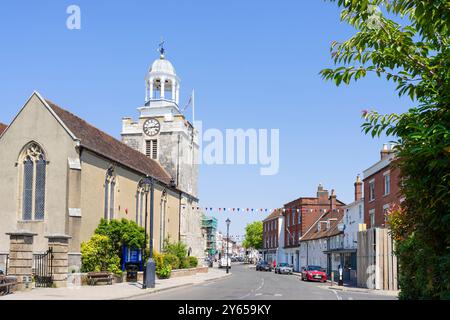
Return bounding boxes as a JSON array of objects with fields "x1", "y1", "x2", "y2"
[
  {"x1": 45, "y1": 99, "x2": 172, "y2": 185},
  {"x1": 0, "y1": 122, "x2": 7, "y2": 135}
]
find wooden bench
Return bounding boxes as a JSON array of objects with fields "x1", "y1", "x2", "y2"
[
  {"x1": 0, "y1": 276, "x2": 17, "y2": 295},
  {"x1": 87, "y1": 272, "x2": 113, "y2": 286}
]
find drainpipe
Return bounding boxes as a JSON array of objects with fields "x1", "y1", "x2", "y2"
[
  {"x1": 306, "y1": 242, "x2": 309, "y2": 266},
  {"x1": 178, "y1": 192, "x2": 182, "y2": 242},
  {"x1": 176, "y1": 134, "x2": 180, "y2": 186}
]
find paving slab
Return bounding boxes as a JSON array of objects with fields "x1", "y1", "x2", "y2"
[{"x1": 0, "y1": 268, "x2": 231, "y2": 300}]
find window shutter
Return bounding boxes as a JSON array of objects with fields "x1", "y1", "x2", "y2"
[
  {"x1": 152, "y1": 140, "x2": 158, "y2": 160},
  {"x1": 146, "y1": 140, "x2": 152, "y2": 157}
]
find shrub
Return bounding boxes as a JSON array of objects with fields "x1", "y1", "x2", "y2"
[
  {"x1": 81, "y1": 234, "x2": 121, "y2": 275},
  {"x1": 180, "y1": 257, "x2": 191, "y2": 269},
  {"x1": 163, "y1": 239, "x2": 188, "y2": 262},
  {"x1": 163, "y1": 253, "x2": 180, "y2": 270},
  {"x1": 188, "y1": 256, "x2": 198, "y2": 268},
  {"x1": 153, "y1": 251, "x2": 164, "y2": 270},
  {"x1": 95, "y1": 219, "x2": 146, "y2": 261},
  {"x1": 156, "y1": 264, "x2": 172, "y2": 279}
]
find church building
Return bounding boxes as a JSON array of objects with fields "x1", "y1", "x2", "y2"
[{"x1": 0, "y1": 48, "x2": 206, "y2": 269}]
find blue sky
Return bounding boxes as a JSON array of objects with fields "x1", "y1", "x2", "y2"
[{"x1": 0, "y1": 1, "x2": 412, "y2": 238}]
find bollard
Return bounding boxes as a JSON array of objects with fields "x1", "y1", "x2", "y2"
[{"x1": 331, "y1": 271, "x2": 334, "y2": 286}]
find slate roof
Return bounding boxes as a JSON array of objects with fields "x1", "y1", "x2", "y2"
[
  {"x1": 263, "y1": 209, "x2": 283, "y2": 222},
  {"x1": 0, "y1": 123, "x2": 7, "y2": 135},
  {"x1": 45, "y1": 99, "x2": 172, "y2": 185},
  {"x1": 300, "y1": 210, "x2": 344, "y2": 241}
]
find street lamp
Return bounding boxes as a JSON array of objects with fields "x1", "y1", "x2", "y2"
[
  {"x1": 142, "y1": 176, "x2": 156, "y2": 289},
  {"x1": 226, "y1": 218, "x2": 231, "y2": 274}
]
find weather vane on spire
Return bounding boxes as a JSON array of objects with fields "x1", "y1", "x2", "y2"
[{"x1": 158, "y1": 38, "x2": 165, "y2": 58}]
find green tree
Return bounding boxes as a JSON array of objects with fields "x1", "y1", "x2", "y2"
[
  {"x1": 95, "y1": 218, "x2": 147, "y2": 261},
  {"x1": 321, "y1": 0, "x2": 450, "y2": 299},
  {"x1": 80, "y1": 234, "x2": 121, "y2": 275},
  {"x1": 243, "y1": 221, "x2": 263, "y2": 250}
]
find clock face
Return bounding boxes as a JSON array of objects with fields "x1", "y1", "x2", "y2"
[{"x1": 143, "y1": 118, "x2": 161, "y2": 136}]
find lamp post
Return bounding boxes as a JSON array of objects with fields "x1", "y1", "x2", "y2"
[
  {"x1": 142, "y1": 176, "x2": 156, "y2": 289},
  {"x1": 226, "y1": 218, "x2": 231, "y2": 274}
]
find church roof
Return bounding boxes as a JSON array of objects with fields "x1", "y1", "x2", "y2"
[
  {"x1": 45, "y1": 99, "x2": 173, "y2": 185},
  {"x1": 0, "y1": 122, "x2": 7, "y2": 135}
]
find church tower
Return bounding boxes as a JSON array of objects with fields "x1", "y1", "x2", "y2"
[
  {"x1": 121, "y1": 44, "x2": 205, "y2": 258},
  {"x1": 122, "y1": 46, "x2": 198, "y2": 197}
]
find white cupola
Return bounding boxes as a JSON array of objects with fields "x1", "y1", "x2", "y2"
[{"x1": 144, "y1": 43, "x2": 180, "y2": 109}]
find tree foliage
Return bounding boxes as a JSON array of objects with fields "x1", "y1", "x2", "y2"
[
  {"x1": 80, "y1": 234, "x2": 122, "y2": 275},
  {"x1": 321, "y1": 0, "x2": 450, "y2": 299},
  {"x1": 95, "y1": 218, "x2": 147, "y2": 260},
  {"x1": 243, "y1": 221, "x2": 263, "y2": 250},
  {"x1": 163, "y1": 239, "x2": 188, "y2": 262}
]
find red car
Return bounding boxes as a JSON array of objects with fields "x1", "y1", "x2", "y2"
[{"x1": 301, "y1": 265, "x2": 327, "y2": 283}]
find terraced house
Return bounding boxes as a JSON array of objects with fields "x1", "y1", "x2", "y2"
[{"x1": 282, "y1": 185, "x2": 346, "y2": 272}]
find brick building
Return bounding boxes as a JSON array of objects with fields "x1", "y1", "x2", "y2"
[
  {"x1": 261, "y1": 209, "x2": 284, "y2": 265},
  {"x1": 363, "y1": 144, "x2": 402, "y2": 228},
  {"x1": 0, "y1": 123, "x2": 7, "y2": 135},
  {"x1": 282, "y1": 185, "x2": 346, "y2": 271}
]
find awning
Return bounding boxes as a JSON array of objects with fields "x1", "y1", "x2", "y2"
[{"x1": 323, "y1": 249, "x2": 357, "y2": 254}]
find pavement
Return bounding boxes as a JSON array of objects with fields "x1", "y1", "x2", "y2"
[
  {"x1": 291, "y1": 271, "x2": 399, "y2": 297},
  {"x1": 0, "y1": 267, "x2": 231, "y2": 300},
  {"x1": 131, "y1": 264, "x2": 398, "y2": 300}
]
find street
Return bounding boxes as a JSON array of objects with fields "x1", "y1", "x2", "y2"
[{"x1": 131, "y1": 264, "x2": 397, "y2": 300}]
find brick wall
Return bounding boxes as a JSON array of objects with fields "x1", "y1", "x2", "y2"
[
  {"x1": 364, "y1": 164, "x2": 401, "y2": 228},
  {"x1": 263, "y1": 218, "x2": 278, "y2": 249}
]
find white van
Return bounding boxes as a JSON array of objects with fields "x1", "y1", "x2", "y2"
[{"x1": 218, "y1": 256, "x2": 231, "y2": 269}]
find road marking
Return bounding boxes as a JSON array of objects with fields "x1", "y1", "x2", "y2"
[
  {"x1": 255, "y1": 293, "x2": 262, "y2": 297},
  {"x1": 255, "y1": 278, "x2": 265, "y2": 292},
  {"x1": 274, "y1": 294, "x2": 282, "y2": 297},
  {"x1": 237, "y1": 276, "x2": 265, "y2": 299},
  {"x1": 330, "y1": 289, "x2": 343, "y2": 300},
  {"x1": 348, "y1": 297, "x2": 353, "y2": 300}
]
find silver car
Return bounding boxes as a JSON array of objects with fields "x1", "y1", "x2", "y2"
[{"x1": 274, "y1": 263, "x2": 294, "y2": 275}]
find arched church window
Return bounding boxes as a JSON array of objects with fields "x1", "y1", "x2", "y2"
[
  {"x1": 20, "y1": 143, "x2": 47, "y2": 221},
  {"x1": 104, "y1": 167, "x2": 116, "y2": 220}
]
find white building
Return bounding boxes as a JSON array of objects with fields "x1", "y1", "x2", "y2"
[
  {"x1": 299, "y1": 210, "x2": 344, "y2": 273},
  {"x1": 324, "y1": 175, "x2": 365, "y2": 283},
  {"x1": 121, "y1": 45, "x2": 205, "y2": 258}
]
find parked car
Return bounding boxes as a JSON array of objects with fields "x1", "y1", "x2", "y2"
[
  {"x1": 301, "y1": 265, "x2": 327, "y2": 282},
  {"x1": 218, "y1": 257, "x2": 231, "y2": 269},
  {"x1": 256, "y1": 261, "x2": 272, "y2": 272},
  {"x1": 274, "y1": 263, "x2": 293, "y2": 275}
]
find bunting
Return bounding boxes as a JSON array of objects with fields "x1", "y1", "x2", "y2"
[{"x1": 179, "y1": 206, "x2": 343, "y2": 214}]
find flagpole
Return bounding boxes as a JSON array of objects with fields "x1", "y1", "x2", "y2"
[{"x1": 192, "y1": 89, "x2": 195, "y2": 125}]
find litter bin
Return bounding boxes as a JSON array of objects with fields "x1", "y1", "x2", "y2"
[{"x1": 126, "y1": 264, "x2": 138, "y2": 282}]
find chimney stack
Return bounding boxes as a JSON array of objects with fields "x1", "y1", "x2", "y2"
[
  {"x1": 317, "y1": 183, "x2": 329, "y2": 203},
  {"x1": 354, "y1": 174, "x2": 363, "y2": 201},
  {"x1": 380, "y1": 143, "x2": 391, "y2": 160},
  {"x1": 330, "y1": 189, "x2": 337, "y2": 210}
]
